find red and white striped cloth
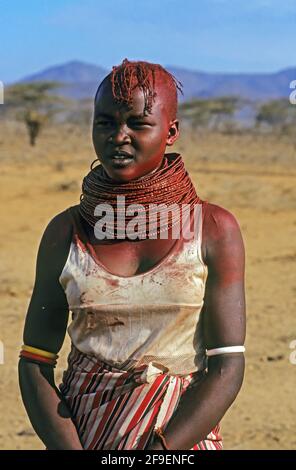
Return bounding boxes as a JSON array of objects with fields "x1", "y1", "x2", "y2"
[{"x1": 59, "y1": 345, "x2": 223, "y2": 450}]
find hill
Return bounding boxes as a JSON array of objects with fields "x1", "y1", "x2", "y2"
[{"x1": 19, "y1": 60, "x2": 296, "y2": 102}]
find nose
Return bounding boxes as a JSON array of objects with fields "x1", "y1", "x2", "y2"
[{"x1": 108, "y1": 124, "x2": 131, "y2": 145}]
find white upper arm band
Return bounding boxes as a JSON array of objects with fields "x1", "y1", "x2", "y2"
[{"x1": 206, "y1": 346, "x2": 245, "y2": 357}]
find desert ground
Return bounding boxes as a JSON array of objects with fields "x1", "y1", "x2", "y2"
[{"x1": 0, "y1": 121, "x2": 295, "y2": 449}]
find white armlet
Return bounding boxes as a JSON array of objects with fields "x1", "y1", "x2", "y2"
[{"x1": 206, "y1": 346, "x2": 245, "y2": 357}]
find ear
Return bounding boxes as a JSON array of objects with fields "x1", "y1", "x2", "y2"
[{"x1": 166, "y1": 119, "x2": 180, "y2": 146}]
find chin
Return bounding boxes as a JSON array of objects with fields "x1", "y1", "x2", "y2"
[
  {"x1": 106, "y1": 168, "x2": 141, "y2": 183},
  {"x1": 103, "y1": 159, "x2": 162, "y2": 183}
]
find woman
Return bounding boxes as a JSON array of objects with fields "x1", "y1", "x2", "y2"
[{"x1": 18, "y1": 59, "x2": 246, "y2": 450}]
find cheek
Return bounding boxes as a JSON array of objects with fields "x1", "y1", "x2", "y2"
[
  {"x1": 92, "y1": 129, "x2": 105, "y2": 148},
  {"x1": 92, "y1": 127, "x2": 98, "y2": 144},
  {"x1": 137, "y1": 128, "x2": 167, "y2": 151}
]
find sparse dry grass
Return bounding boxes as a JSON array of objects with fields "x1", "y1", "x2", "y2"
[{"x1": 0, "y1": 121, "x2": 295, "y2": 449}]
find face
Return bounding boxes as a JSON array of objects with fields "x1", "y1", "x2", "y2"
[{"x1": 92, "y1": 80, "x2": 179, "y2": 183}]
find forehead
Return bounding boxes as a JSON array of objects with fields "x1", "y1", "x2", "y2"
[{"x1": 94, "y1": 79, "x2": 167, "y2": 118}]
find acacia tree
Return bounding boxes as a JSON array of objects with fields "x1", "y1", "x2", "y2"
[
  {"x1": 6, "y1": 81, "x2": 67, "y2": 146},
  {"x1": 208, "y1": 97, "x2": 242, "y2": 131},
  {"x1": 178, "y1": 99, "x2": 213, "y2": 130},
  {"x1": 255, "y1": 99, "x2": 294, "y2": 133},
  {"x1": 178, "y1": 96, "x2": 242, "y2": 132}
]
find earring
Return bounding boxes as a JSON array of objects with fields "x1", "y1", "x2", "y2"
[{"x1": 90, "y1": 157, "x2": 101, "y2": 170}]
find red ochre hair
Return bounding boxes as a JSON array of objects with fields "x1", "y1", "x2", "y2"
[{"x1": 95, "y1": 58, "x2": 183, "y2": 119}]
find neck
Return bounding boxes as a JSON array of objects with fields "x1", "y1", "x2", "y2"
[{"x1": 136, "y1": 156, "x2": 165, "y2": 181}]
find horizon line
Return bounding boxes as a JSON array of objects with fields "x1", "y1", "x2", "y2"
[{"x1": 4, "y1": 59, "x2": 296, "y2": 85}]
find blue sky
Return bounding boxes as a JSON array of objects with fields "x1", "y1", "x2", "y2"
[{"x1": 1, "y1": 0, "x2": 295, "y2": 83}]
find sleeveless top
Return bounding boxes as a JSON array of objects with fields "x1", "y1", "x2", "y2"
[{"x1": 59, "y1": 202, "x2": 209, "y2": 377}]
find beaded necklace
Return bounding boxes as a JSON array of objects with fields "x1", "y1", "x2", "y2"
[{"x1": 79, "y1": 153, "x2": 201, "y2": 242}]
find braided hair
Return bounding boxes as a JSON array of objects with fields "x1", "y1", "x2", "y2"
[{"x1": 95, "y1": 58, "x2": 183, "y2": 119}]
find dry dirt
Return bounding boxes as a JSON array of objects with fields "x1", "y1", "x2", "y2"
[{"x1": 0, "y1": 123, "x2": 295, "y2": 449}]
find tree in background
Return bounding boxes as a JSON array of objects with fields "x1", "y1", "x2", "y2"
[
  {"x1": 178, "y1": 98, "x2": 212, "y2": 130},
  {"x1": 207, "y1": 97, "x2": 241, "y2": 131},
  {"x1": 5, "y1": 81, "x2": 68, "y2": 146},
  {"x1": 178, "y1": 96, "x2": 242, "y2": 132},
  {"x1": 255, "y1": 99, "x2": 296, "y2": 134}
]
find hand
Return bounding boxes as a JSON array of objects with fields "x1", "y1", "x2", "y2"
[{"x1": 146, "y1": 434, "x2": 166, "y2": 451}]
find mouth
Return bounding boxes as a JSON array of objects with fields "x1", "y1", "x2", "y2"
[
  {"x1": 109, "y1": 150, "x2": 134, "y2": 160},
  {"x1": 108, "y1": 151, "x2": 135, "y2": 167}
]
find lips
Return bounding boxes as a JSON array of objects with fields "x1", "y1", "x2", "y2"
[
  {"x1": 107, "y1": 150, "x2": 135, "y2": 168},
  {"x1": 109, "y1": 150, "x2": 134, "y2": 159}
]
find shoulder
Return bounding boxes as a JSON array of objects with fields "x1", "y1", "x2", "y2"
[
  {"x1": 41, "y1": 205, "x2": 77, "y2": 245},
  {"x1": 202, "y1": 202, "x2": 244, "y2": 264},
  {"x1": 203, "y1": 202, "x2": 242, "y2": 238},
  {"x1": 36, "y1": 206, "x2": 77, "y2": 274}
]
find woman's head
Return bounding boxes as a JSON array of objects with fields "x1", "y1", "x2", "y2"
[{"x1": 92, "y1": 59, "x2": 183, "y2": 182}]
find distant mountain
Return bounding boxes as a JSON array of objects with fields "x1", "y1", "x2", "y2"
[
  {"x1": 167, "y1": 66, "x2": 296, "y2": 101},
  {"x1": 20, "y1": 60, "x2": 108, "y2": 100},
  {"x1": 18, "y1": 60, "x2": 296, "y2": 102}
]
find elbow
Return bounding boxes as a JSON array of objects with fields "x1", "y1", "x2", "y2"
[
  {"x1": 208, "y1": 354, "x2": 245, "y2": 401},
  {"x1": 18, "y1": 357, "x2": 30, "y2": 383},
  {"x1": 18, "y1": 358, "x2": 39, "y2": 394},
  {"x1": 18, "y1": 357, "x2": 39, "y2": 379},
  {"x1": 18, "y1": 358, "x2": 55, "y2": 387}
]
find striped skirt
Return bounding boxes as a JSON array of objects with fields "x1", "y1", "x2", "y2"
[{"x1": 59, "y1": 345, "x2": 223, "y2": 450}]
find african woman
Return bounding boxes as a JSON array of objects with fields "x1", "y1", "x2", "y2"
[{"x1": 18, "y1": 59, "x2": 246, "y2": 450}]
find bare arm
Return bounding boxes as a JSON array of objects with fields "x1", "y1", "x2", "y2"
[
  {"x1": 18, "y1": 208, "x2": 84, "y2": 450},
  {"x1": 149, "y1": 203, "x2": 246, "y2": 450}
]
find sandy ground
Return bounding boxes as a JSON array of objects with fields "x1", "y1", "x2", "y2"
[{"x1": 0, "y1": 123, "x2": 295, "y2": 449}]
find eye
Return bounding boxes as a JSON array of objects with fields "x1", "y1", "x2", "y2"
[{"x1": 95, "y1": 119, "x2": 113, "y2": 127}]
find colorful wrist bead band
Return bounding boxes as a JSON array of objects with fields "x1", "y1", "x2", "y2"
[{"x1": 19, "y1": 345, "x2": 58, "y2": 366}]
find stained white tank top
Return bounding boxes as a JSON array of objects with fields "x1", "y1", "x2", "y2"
[{"x1": 59, "y1": 202, "x2": 209, "y2": 376}]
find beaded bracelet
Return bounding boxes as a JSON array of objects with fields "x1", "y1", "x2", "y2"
[{"x1": 154, "y1": 427, "x2": 170, "y2": 450}]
